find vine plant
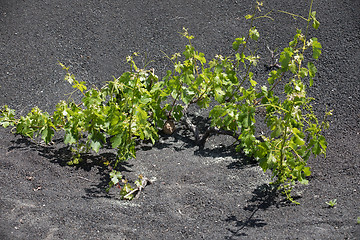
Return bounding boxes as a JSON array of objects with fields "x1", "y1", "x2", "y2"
[{"x1": 0, "y1": 1, "x2": 331, "y2": 203}]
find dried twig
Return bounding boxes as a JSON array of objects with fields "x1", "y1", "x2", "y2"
[
  {"x1": 77, "y1": 176, "x2": 92, "y2": 182},
  {"x1": 265, "y1": 45, "x2": 281, "y2": 70},
  {"x1": 123, "y1": 176, "x2": 153, "y2": 199}
]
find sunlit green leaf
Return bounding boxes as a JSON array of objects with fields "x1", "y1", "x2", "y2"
[
  {"x1": 111, "y1": 133, "x2": 124, "y2": 149},
  {"x1": 308, "y1": 62, "x2": 317, "y2": 86},
  {"x1": 64, "y1": 131, "x2": 77, "y2": 145},
  {"x1": 311, "y1": 11, "x2": 320, "y2": 29},
  {"x1": 311, "y1": 38, "x2": 322, "y2": 59},
  {"x1": 249, "y1": 27, "x2": 259, "y2": 41},
  {"x1": 279, "y1": 47, "x2": 294, "y2": 71},
  {"x1": 232, "y1": 37, "x2": 245, "y2": 51},
  {"x1": 318, "y1": 135, "x2": 327, "y2": 152},
  {"x1": 250, "y1": 79, "x2": 257, "y2": 87},
  {"x1": 303, "y1": 167, "x2": 311, "y2": 176},
  {"x1": 90, "y1": 140, "x2": 101, "y2": 153}
]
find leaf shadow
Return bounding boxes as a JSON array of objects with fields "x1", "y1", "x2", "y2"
[
  {"x1": 8, "y1": 136, "x2": 133, "y2": 199},
  {"x1": 225, "y1": 184, "x2": 292, "y2": 239},
  {"x1": 141, "y1": 113, "x2": 258, "y2": 169},
  {"x1": 6, "y1": 111, "x2": 259, "y2": 201}
]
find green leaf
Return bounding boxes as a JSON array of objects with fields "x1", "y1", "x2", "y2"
[
  {"x1": 279, "y1": 48, "x2": 293, "y2": 71},
  {"x1": 249, "y1": 27, "x2": 259, "y2": 41},
  {"x1": 209, "y1": 105, "x2": 225, "y2": 119},
  {"x1": 311, "y1": 11, "x2": 320, "y2": 29},
  {"x1": 232, "y1": 37, "x2": 245, "y2": 51},
  {"x1": 172, "y1": 105, "x2": 183, "y2": 121},
  {"x1": 250, "y1": 79, "x2": 257, "y2": 87},
  {"x1": 214, "y1": 87, "x2": 225, "y2": 103},
  {"x1": 110, "y1": 170, "x2": 122, "y2": 186},
  {"x1": 312, "y1": 141, "x2": 320, "y2": 155},
  {"x1": 196, "y1": 95, "x2": 210, "y2": 109},
  {"x1": 233, "y1": 41, "x2": 240, "y2": 51},
  {"x1": 299, "y1": 67, "x2": 308, "y2": 78},
  {"x1": 312, "y1": 19, "x2": 320, "y2": 30},
  {"x1": 289, "y1": 62, "x2": 297, "y2": 74},
  {"x1": 83, "y1": 89, "x2": 102, "y2": 107},
  {"x1": 318, "y1": 135, "x2": 327, "y2": 152},
  {"x1": 1, "y1": 121, "x2": 11, "y2": 128},
  {"x1": 267, "y1": 152, "x2": 277, "y2": 168},
  {"x1": 311, "y1": 38, "x2": 322, "y2": 60},
  {"x1": 64, "y1": 131, "x2": 77, "y2": 145},
  {"x1": 41, "y1": 125, "x2": 54, "y2": 144},
  {"x1": 135, "y1": 106, "x2": 148, "y2": 125},
  {"x1": 181, "y1": 87, "x2": 196, "y2": 105},
  {"x1": 311, "y1": 38, "x2": 322, "y2": 49},
  {"x1": 267, "y1": 70, "x2": 278, "y2": 85},
  {"x1": 174, "y1": 62, "x2": 183, "y2": 74},
  {"x1": 194, "y1": 52, "x2": 206, "y2": 64},
  {"x1": 255, "y1": 141, "x2": 270, "y2": 159},
  {"x1": 270, "y1": 118, "x2": 283, "y2": 139},
  {"x1": 90, "y1": 140, "x2": 102, "y2": 153},
  {"x1": 293, "y1": 135, "x2": 305, "y2": 146},
  {"x1": 308, "y1": 62, "x2": 317, "y2": 86},
  {"x1": 303, "y1": 167, "x2": 311, "y2": 176},
  {"x1": 111, "y1": 133, "x2": 124, "y2": 149},
  {"x1": 299, "y1": 179, "x2": 309, "y2": 185},
  {"x1": 259, "y1": 157, "x2": 268, "y2": 171}
]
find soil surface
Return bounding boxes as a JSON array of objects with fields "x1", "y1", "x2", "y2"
[{"x1": 1, "y1": 0, "x2": 359, "y2": 239}]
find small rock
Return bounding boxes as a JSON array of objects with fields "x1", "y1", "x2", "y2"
[{"x1": 163, "y1": 120, "x2": 175, "y2": 135}]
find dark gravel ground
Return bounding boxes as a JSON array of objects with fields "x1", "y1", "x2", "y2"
[{"x1": 1, "y1": 0, "x2": 359, "y2": 239}]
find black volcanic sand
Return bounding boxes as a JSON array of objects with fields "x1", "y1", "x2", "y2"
[{"x1": 0, "y1": 0, "x2": 359, "y2": 239}]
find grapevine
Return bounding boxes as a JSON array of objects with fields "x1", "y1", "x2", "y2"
[{"x1": 0, "y1": 1, "x2": 331, "y2": 203}]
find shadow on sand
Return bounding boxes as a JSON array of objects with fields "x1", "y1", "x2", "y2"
[{"x1": 225, "y1": 183, "x2": 300, "y2": 238}]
